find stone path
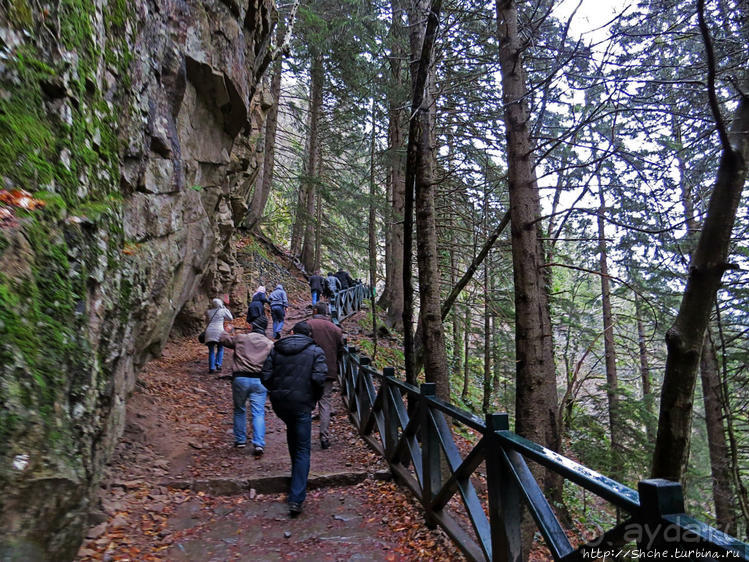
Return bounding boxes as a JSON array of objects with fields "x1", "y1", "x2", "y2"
[{"x1": 76, "y1": 300, "x2": 462, "y2": 561}]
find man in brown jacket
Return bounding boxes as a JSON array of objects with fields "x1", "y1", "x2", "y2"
[
  {"x1": 220, "y1": 317, "x2": 274, "y2": 455},
  {"x1": 307, "y1": 303, "x2": 343, "y2": 449}
]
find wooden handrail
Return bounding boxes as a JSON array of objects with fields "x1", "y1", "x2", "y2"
[{"x1": 335, "y1": 293, "x2": 749, "y2": 561}]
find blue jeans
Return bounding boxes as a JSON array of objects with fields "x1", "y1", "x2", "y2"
[
  {"x1": 207, "y1": 342, "x2": 224, "y2": 370},
  {"x1": 232, "y1": 377, "x2": 267, "y2": 447},
  {"x1": 271, "y1": 306, "x2": 285, "y2": 336},
  {"x1": 311, "y1": 289, "x2": 320, "y2": 304},
  {"x1": 277, "y1": 409, "x2": 312, "y2": 504}
]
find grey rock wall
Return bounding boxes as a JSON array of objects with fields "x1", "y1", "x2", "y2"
[{"x1": 0, "y1": 0, "x2": 275, "y2": 559}]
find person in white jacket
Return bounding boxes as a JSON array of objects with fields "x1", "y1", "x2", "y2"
[{"x1": 204, "y1": 297, "x2": 233, "y2": 373}]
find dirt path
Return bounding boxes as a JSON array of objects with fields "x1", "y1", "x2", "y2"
[{"x1": 76, "y1": 302, "x2": 462, "y2": 561}]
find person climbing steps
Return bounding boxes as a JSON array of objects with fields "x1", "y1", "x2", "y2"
[{"x1": 269, "y1": 284, "x2": 289, "y2": 339}]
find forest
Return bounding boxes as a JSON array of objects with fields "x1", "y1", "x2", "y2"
[
  {"x1": 252, "y1": 0, "x2": 749, "y2": 538},
  {"x1": 0, "y1": 0, "x2": 748, "y2": 557}
]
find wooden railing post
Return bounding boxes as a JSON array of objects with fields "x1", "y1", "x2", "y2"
[
  {"x1": 421, "y1": 382, "x2": 439, "y2": 529},
  {"x1": 358, "y1": 357, "x2": 372, "y2": 430},
  {"x1": 637, "y1": 479, "x2": 685, "y2": 555},
  {"x1": 485, "y1": 413, "x2": 521, "y2": 562},
  {"x1": 382, "y1": 367, "x2": 398, "y2": 459},
  {"x1": 348, "y1": 346, "x2": 360, "y2": 418}
]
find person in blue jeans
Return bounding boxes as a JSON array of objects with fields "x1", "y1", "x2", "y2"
[
  {"x1": 261, "y1": 321, "x2": 326, "y2": 516},
  {"x1": 308, "y1": 272, "x2": 325, "y2": 305},
  {"x1": 220, "y1": 318, "x2": 274, "y2": 455},
  {"x1": 204, "y1": 298, "x2": 233, "y2": 373},
  {"x1": 269, "y1": 284, "x2": 289, "y2": 339}
]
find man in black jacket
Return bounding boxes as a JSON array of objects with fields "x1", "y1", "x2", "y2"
[
  {"x1": 334, "y1": 268, "x2": 353, "y2": 291},
  {"x1": 261, "y1": 321, "x2": 327, "y2": 516},
  {"x1": 308, "y1": 271, "x2": 325, "y2": 305}
]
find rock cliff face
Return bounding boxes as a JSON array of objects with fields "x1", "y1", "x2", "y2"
[{"x1": 0, "y1": 0, "x2": 275, "y2": 558}]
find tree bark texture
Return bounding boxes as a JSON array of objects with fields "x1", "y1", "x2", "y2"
[
  {"x1": 700, "y1": 330, "x2": 736, "y2": 535},
  {"x1": 369, "y1": 97, "x2": 378, "y2": 300},
  {"x1": 300, "y1": 52, "x2": 324, "y2": 272},
  {"x1": 381, "y1": 0, "x2": 408, "y2": 328},
  {"x1": 482, "y1": 259, "x2": 491, "y2": 413},
  {"x1": 496, "y1": 0, "x2": 560, "y2": 464},
  {"x1": 635, "y1": 293, "x2": 656, "y2": 442},
  {"x1": 411, "y1": 1, "x2": 449, "y2": 400},
  {"x1": 462, "y1": 304, "x2": 470, "y2": 401},
  {"x1": 651, "y1": 80, "x2": 749, "y2": 482},
  {"x1": 665, "y1": 112, "x2": 736, "y2": 525},
  {"x1": 597, "y1": 188, "x2": 622, "y2": 478},
  {"x1": 403, "y1": 0, "x2": 436, "y2": 385}
]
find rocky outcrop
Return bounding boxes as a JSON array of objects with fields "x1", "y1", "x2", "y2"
[{"x1": 0, "y1": 0, "x2": 275, "y2": 559}]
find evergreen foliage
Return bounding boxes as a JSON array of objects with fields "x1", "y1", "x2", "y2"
[{"x1": 248, "y1": 0, "x2": 749, "y2": 535}]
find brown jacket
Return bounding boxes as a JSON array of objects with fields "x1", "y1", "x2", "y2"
[
  {"x1": 307, "y1": 315, "x2": 343, "y2": 381},
  {"x1": 219, "y1": 331, "x2": 274, "y2": 374}
]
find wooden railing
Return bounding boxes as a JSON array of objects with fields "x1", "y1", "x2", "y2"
[
  {"x1": 330, "y1": 282, "x2": 370, "y2": 324},
  {"x1": 338, "y1": 344, "x2": 749, "y2": 562}
]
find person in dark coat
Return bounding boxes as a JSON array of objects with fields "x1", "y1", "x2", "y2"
[
  {"x1": 307, "y1": 303, "x2": 343, "y2": 450},
  {"x1": 261, "y1": 321, "x2": 327, "y2": 516},
  {"x1": 308, "y1": 271, "x2": 325, "y2": 305},
  {"x1": 334, "y1": 269, "x2": 351, "y2": 291},
  {"x1": 246, "y1": 286, "x2": 269, "y2": 327}
]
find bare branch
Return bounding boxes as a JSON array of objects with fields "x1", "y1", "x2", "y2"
[{"x1": 697, "y1": 0, "x2": 730, "y2": 151}]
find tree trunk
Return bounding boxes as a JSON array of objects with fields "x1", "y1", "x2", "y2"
[
  {"x1": 300, "y1": 53, "x2": 324, "y2": 272},
  {"x1": 651, "y1": 72, "x2": 749, "y2": 481},
  {"x1": 403, "y1": 0, "x2": 440, "y2": 386},
  {"x1": 381, "y1": 0, "x2": 407, "y2": 327},
  {"x1": 461, "y1": 304, "x2": 470, "y2": 401},
  {"x1": 700, "y1": 330, "x2": 736, "y2": 535},
  {"x1": 663, "y1": 111, "x2": 737, "y2": 525},
  {"x1": 482, "y1": 259, "x2": 491, "y2": 413},
  {"x1": 312, "y1": 185, "x2": 323, "y2": 272},
  {"x1": 449, "y1": 212, "x2": 462, "y2": 378},
  {"x1": 412, "y1": 8, "x2": 449, "y2": 401},
  {"x1": 597, "y1": 187, "x2": 622, "y2": 478},
  {"x1": 496, "y1": 0, "x2": 559, "y2": 466},
  {"x1": 635, "y1": 292, "x2": 656, "y2": 442},
  {"x1": 369, "y1": 96, "x2": 378, "y2": 303},
  {"x1": 246, "y1": 24, "x2": 284, "y2": 232},
  {"x1": 290, "y1": 176, "x2": 307, "y2": 257}
]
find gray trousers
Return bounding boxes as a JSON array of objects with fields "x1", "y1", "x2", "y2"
[{"x1": 318, "y1": 380, "x2": 334, "y2": 441}]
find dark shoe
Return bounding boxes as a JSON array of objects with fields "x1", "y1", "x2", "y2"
[
  {"x1": 288, "y1": 502, "x2": 303, "y2": 516},
  {"x1": 209, "y1": 369, "x2": 216, "y2": 374},
  {"x1": 234, "y1": 442, "x2": 246, "y2": 449},
  {"x1": 274, "y1": 332, "x2": 280, "y2": 340},
  {"x1": 320, "y1": 438, "x2": 330, "y2": 450},
  {"x1": 216, "y1": 364, "x2": 222, "y2": 371},
  {"x1": 253, "y1": 445, "x2": 264, "y2": 456}
]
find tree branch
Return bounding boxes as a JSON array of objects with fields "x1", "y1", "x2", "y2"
[
  {"x1": 441, "y1": 210, "x2": 510, "y2": 320},
  {"x1": 697, "y1": 0, "x2": 730, "y2": 151}
]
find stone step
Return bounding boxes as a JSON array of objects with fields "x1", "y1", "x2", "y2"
[{"x1": 160, "y1": 469, "x2": 391, "y2": 496}]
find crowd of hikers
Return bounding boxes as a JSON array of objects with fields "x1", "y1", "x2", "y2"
[{"x1": 199, "y1": 269, "x2": 357, "y2": 517}]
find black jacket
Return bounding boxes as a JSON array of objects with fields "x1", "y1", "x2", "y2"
[
  {"x1": 335, "y1": 270, "x2": 351, "y2": 290},
  {"x1": 247, "y1": 292, "x2": 269, "y2": 323},
  {"x1": 261, "y1": 334, "x2": 327, "y2": 413},
  {"x1": 309, "y1": 274, "x2": 325, "y2": 292}
]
